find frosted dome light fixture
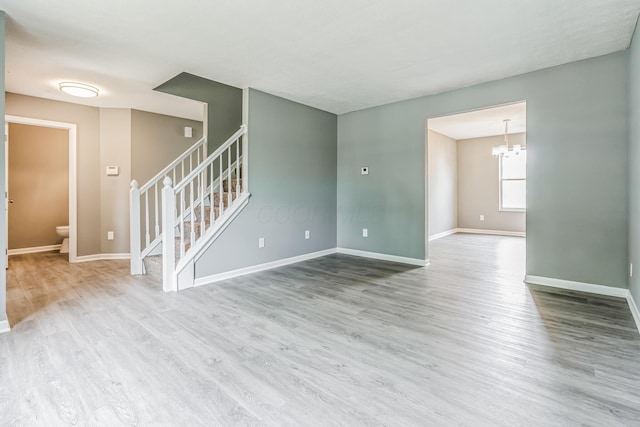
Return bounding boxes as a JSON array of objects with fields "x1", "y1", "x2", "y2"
[{"x1": 59, "y1": 82, "x2": 99, "y2": 98}]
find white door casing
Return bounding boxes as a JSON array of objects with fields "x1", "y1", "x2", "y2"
[{"x1": 5, "y1": 116, "x2": 78, "y2": 262}]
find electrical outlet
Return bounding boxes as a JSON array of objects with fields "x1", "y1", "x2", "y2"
[
  {"x1": 258, "y1": 237, "x2": 265, "y2": 248},
  {"x1": 107, "y1": 231, "x2": 114, "y2": 240},
  {"x1": 362, "y1": 228, "x2": 368, "y2": 237},
  {"x1": 305, "y1": 230, "x2": 310, "y2": 240},
  {"x1": 480, "y1": 215, "x2": 485, "y2": 221}
]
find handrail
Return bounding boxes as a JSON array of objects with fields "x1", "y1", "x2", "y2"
[
  {"x1": 140, "y1": 136, "x2": 207, "y2": 193},
  {"x1": 130, "y1": 134, "x2": 207, "y2": 275},
  {"x1": 175, "y1": 125, "x2": 246, "y2": 193},
  {"x1": 162, "y1": 124, "x2": 248, "y2": 290}
]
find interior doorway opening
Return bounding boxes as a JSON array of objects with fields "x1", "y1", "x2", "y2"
[
  {"x1": 426, "y1": 101, "x2": 527, "y2": 274},
  {"x1": 5, "y1": 116, "x2": 77, "y2": 262}
]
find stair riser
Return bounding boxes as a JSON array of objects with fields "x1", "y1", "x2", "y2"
[
  {"x1": 184, "y1": 207, "x2": 221, "y2": 236},
  {"x1": 212, "y1": 192, "x2": 237, "y2": 207},
  {"x1": 194, "y1": 206, "x2": 219, "y2": 221},
  {"x1": 222, "y1": 179, "x2": 242, "y2": 192}
]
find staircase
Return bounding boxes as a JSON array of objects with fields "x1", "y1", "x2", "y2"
[{"x1": 130, "y1": 125, "x2": 249, "y2": 291}]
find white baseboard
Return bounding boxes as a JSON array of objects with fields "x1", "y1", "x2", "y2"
[
  {"x1": 525, "y1": 275, "x2": 640, "y2": 334},
  {"x1": 456, "y1": 228, "x2": 526, "y2": 238},
  {"x1": 628, "y1": 293, "x2": 640, "y2": 334},
  {"x1": 336, "y1": 248, "x2": 428, "y2": 267},
  {"x1": 428, "y1": 229, "x2": 457, "y2": 241},
  {"x1": 0, "y1": 320, "x2": 10, "y2": 334},
  {"x1": 74, "y1": 253, "x2": 131, "y2": 263},
  {"x1": 524, "y1": 275, "x2": 629, "y2": 298},
  {"x1": 194, "y1": 248, "x2": 338, "y2": 287},
  {"x1": 8, "y1": 244, "x2": 61, "y2": 255}
]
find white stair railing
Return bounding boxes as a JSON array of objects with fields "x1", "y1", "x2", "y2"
[
  {"x1": 130, "y1": 136, "x2": 207, "y2": 274},
  {"x1": 162, "y1": 125, "x2": 248, "y2": 291}
]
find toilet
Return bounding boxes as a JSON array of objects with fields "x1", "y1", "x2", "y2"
[{"x1": 56, "y1": 225, "x2": 69, "y2": 254}]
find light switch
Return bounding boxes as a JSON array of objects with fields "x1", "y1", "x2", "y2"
[{"x1": 106, "y1": 166, "x2": 119, "y2": 176}]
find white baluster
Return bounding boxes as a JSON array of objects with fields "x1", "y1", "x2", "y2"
[
  {"x1": 236, "y1": 139, "x2": 240, "y2": 194},
  {"x1": 241, "y1": 124, "x2": 248, "y2": 192},
  {"x1": 130, "y1": 180, "x2": 143, "y2": 275},
  {"x1": 209, "y1": 162, "x2": 214, "y2": 225},
  {"x1": 199, "y1": 170, "x2": 205, "y2": 236},
  {"x1": 144, "y1": 191, "x2": 150, "y2": 247},
  {"x1": 154, "y1": 183, "x2": 160, "y2": 239},
  {"x1": 179, "y1": 191, "x2": 185, "y2": 258},
  {"x1": 161, "y1": 177, "x2": 176, "y2": 292},
  {"x1": 219, "y1": 156, "x2": 224, "y2": 216},
  {"x1": 189, "y1": 181, "x2": 196, "y2": 247},
  {"x1": 227, "y1": 146, "x2": 232, "y2": 207}
]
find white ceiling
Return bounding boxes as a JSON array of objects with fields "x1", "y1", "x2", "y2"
[
  {"x1": 428, "y1": 102, "x2": 526, "y2": 140},
  {"x1": 1, "y1": 0, "x2": 639, "y2": 119}
]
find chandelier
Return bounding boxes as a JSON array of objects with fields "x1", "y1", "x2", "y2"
[{"x1": 491, "y1": 119, "x2": 521, "y2": 157}]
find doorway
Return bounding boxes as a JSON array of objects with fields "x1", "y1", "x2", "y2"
[
  {"x1": 5, "y1": 116, "x2": 77, "y2": 262},
  {"x1": 425, "y1": 102, "x2": 527, "y2": 271}
]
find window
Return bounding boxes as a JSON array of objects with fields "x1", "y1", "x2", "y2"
[{"x1": 499, "y1": 150, "x2": 526, "y2": 211}]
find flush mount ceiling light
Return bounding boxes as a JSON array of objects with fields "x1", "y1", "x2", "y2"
[{"x1": 59, "y1": 82, "x2": 100, "y2": 98}]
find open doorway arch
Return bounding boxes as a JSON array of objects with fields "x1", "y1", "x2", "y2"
[
  {"x1": 425, "y1": 101, "x2": 527, "y2": 265},
  {"x1": 5, "y1": 115, "x2": 78, "y2": 262}
]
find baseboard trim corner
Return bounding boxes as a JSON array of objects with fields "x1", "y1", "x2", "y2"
[
  {"x1": 194, "y1": 248, "x2": 337, "y2": 287},
  {"x1": 524, "y1": 275, "x2": 629, "y2": 298},
  {"x1": 75, "y1": 253, "x2": 131, "y2": 263},
  {"x1": 336, "y1": 248, "x2": 428, "y2": 267},
  {"x1": 0, "y1": 320, "x2": 10, "y2": 334},
  {"x1": 428, "y1": 229, "x2": 457, "y2": 241},
  {"x1": 627, "y1": 293, "x2": 640, "y2": 335},
  {"x1": 8, "y1": 244, "x2": 62, "y2": 256},
  {"x1": 456, "y1": 228, "x2": 526, "y2": 238}
]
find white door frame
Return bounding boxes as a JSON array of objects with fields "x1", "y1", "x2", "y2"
[{"x1": 5, "y1": 115, "x2": 78, "y2": 263}]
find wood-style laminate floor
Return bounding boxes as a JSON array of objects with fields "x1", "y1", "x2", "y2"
[{"x1": 1, "y1": 234, "x2": 640, "y2": 426}]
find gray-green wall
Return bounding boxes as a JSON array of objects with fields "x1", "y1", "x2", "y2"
[
  {"x1": 338, "y1": 51, "x2": 629, "y2": 288},
  {"x1": 154, "y1": 72, "x2": 241, "y2": 153},
  {"x1": 629, "y1": 25, "x2": 640, "y2": 303},
  {"x1": 195, "y1": 89, "x2": 337, "y2": 277},
  {"x1": 0, "y1": 11, "x2": 7, "y2": 328}
]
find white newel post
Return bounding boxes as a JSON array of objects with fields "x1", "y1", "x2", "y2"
[
  {"x1": 130, "y1": 180, "x2": 143, "y2": 275},
  {"x1": 241, "y1": 124, "x2": 248, "y2": 191},
  {"x1": 161, "y1": 177, "x2": 177, "y2": 292}
]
